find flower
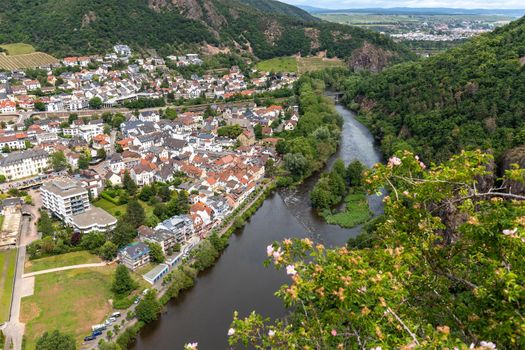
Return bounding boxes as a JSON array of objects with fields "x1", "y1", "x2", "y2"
[
  {"x1": 479, "y1": 341, "x2": 497, "y2": 349},
  {"x1": 185, "y1": 342, "x2": 198, "y2": 350},
  {"x1": 419, "y1": 161, "x2": 427, "y2": 169},
  {"x1": 227, "y1": 328, "x2": 235, "y2": 336},
  {"x1": 266, "y1": 245, "x2": 274, "y2": 257},
  {"x1": 268, "y1": 329, "x2": 275, "y2": 337},
  {"x1": 370, "y1": 347, "x2": 382, "y2": 350},
  {"x1": 502, "y1": 228, "x2": 518, "y2": 236},
  {"x1": 403, "y1": 191, "x2": 410, "y2": 196},
  {"x1": 283, "y1": 238, "x2": 292, "y2": 245},
  {"x1": 286, "y1": 264, "x2": 297, "y2": 276},
  {"x1": 331, "y1": 329, "x2": 338, "y2": 336},
  {"x1": 388, "y1": 156, "x2": 402, "y2": 167},
  {"x1": 272, "y1": 248, "x2": 282, "y2": 261}
]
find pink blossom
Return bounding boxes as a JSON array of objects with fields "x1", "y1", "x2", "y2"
[
  {"x1": 266, "y1": 245, "x2": 274, "y2": 257},
  {"x1": 272, "y1": 248, "x2": 282, "y2": 261},
  {"x1": 268, "y1": 329, "x2": 275, "y2": 337},
  {"x1": 331, "y1": 329, "x2": 338, "y2": 336},
  {"x1": 227, "y1": 328, "x2": 235, "y2": 336},
  {"x1": 480, "y1": 341, "x2": 496, "y2": 349},
  {"x1": 419, "y1": 161, "x2": 427, "y2": 169},
  {"x1": 388, "y1": 156, "x2": 402, "y2": 167},
  {"x1": 415, "y1": 155, "x2": 420, "y2": 161},
  {"x1": 502, "y1": 228, "x2": 518, "y2": 236},
  {"x1": 286, "y1": 265, "x2": 297, "y2": 276},
  {"x1": 185, "y1": 343, "x2": 198, "y2": 350},
  {"x1": 403, "y1": 191, "x2": 410, "y2": 196}
]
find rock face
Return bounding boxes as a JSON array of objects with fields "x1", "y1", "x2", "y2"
[
  {"x1": 502, "y1": 146, "x2": 525, "y2": 195},
  {"x1": 349, "y1": 42, "x2": 393, "y2": 72}
]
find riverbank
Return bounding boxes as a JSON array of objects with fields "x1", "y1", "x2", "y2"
[
  {"x1": 114, "y1": 181, "x2": 276, "y2": 349},
  {"x1": 129, "y1": 98, "x2": 384, "y2": 350}
]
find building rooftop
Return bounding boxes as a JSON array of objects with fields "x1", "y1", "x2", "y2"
[
  {"x1": 143, "y1": 263, "x2": 169, "y2": 281},
  {"x1": 70, "y1": 207, "x2": 117, "y2": 230},
  {"x1": 0, "y1": 149, "x2": 49, "y2": 167},
  {"x1": 41, "y1": 178, "x2": 87, "y2": 198}
]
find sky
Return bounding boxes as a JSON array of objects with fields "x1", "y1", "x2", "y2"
[{"x1": 280, "y1": 0, "x2": 525, "y2": 9}]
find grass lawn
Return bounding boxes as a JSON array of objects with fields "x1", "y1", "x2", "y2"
[
  {"x1": 0, "y1": 43, "x2": 36, "y2": 55},
  {"x1": 20, "y1": 266, "x2": 116, "y2": 349},
  {"x1": 0, "y1": 249, "x2": 17, "y2": 323},
  {"x1": 93, "y1": 198, "x2": 127, "y2": 217},
  {"x1": 322, "y1": 191, "x2": 372, "y2": 228},
  {"x1": 256, "y1": 56, "x2": 298, "y2": 73},
  {"x1": 25, "y1": 251, "x2": 102, "y2": 273},
  {"x1": 297, "y1": 56, "x2": 345, "y2": 74},
  {"x1": 93, "y1": 198, "x2": 154, "y2": 219}
]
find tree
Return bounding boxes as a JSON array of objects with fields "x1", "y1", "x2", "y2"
[
  {"x1": 284, "y1": 153, "x2": 308, "y2": 178},
  {"x1": 78, "y1": 154, "x2": 90, "y2": 169},
  {"x1": 111, "y1": 264, "x2": 137, "y2": 297},
  {"x1": 346, "y1": 160, "x2": 366, "y2": 187},
  {"x1": 138, "y1": 185, "x2": 155, "y2": 202},
  {"x1": 112, "y1": 113, "x2": 126, "y2": 128},
  {"x1": 111, "y1": 220, "x2": 136, "y2": 248},
  {"x1": 89, "y1": 97, "x2": 103, "y2": 109},
  {"x1": 51, "y1": 151, "x2": 68, "y2": 172},
  {"x1": 97, "y1": 148, "x2": 107, "y2": 160},
  {"x1": 125, "y1": 200, "x2": 145, "y2": 228},
  {"x1": 135, "y1": 290, "x2": 161, "y2": 323},
  {"x1": 122, "y1": 171, "x2": 137, "y2": 196},
  {"x1": 68, "y1": 113, "x2": 78, "y2": 124},
  {"x1": 147, "y1": 242, "x2": 165, "y2": 263},
  {"x1": 36, "y1": 330, "x2": 76, "y2": 350},
  {"x1": 34, "y1": 101, "x2": 46, "y2": 111},
  {"x1": 230, "y1": 151, "x2": 525, "y2": 349},
  {"x1": 164, "y1": 107, "x2": 178, "y2": 120},
  {"x1": 191, "y1": 240, "x2": 219, "y2": 271},
  {"x1": 37, "y1": 211, "x2": 54, "y2": 237},
  {"x1": 332, "y1": 159, "x2": 346, "y2": 179},
  {"x1": 99, "y1": 241, "x2": 118, "y2": 261},
  {"x1": 81, "y1": 231, "x2": 106, "y2": 251},
  {"x1": 254, "y1": 124, "x2": 263, "y2": 140}
]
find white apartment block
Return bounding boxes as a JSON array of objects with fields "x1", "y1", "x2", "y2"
[
  {"x1": 41, "y1": 178, "x2": 117, "y2": 233},
  {"x1": 0, "y1": 149, "x2": 49, "y2": 181}
]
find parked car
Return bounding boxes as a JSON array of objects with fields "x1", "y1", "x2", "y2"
[
  {"x1": 92, "y1": 330, "x2": 103, "y2": 337},
  {"x1": 111, "y1": 312, "x2": 121, "y2": 318},
  {"x1": 134, "y1": 297, "x2": 141, "y2": 304},
  {"x1": 91, "y1": 324, "x2": 106, "y2": 332},
  {"x1": 84, "y1": 335, "x2": 96, "y2": 342}
]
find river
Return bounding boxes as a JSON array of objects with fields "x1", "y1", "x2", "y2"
[{"x1": 131, "y1": 102, "x2": 383, "y2": 350}]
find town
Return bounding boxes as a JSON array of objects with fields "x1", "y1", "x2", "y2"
[{"x1": 0, "y1": 44, "x2": 301, "y2": 349}]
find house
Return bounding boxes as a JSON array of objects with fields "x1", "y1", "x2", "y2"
[
  {"x1": 155, "y1": 215, "x2": 194, "y2": 244},
  {"x1": 284, "y1": 120, "x2": 297, "y2": 131},
  {"x1": 139, "y1": 111, "x2": 160, "y2": 123},
  {"x1": 139, "y1": 226, "x2": 176, "y2": 254},
  {"x1": 118, "y1": 242, "x2": 150, "y2": 270},
  {"x1": 190, "y1": 202, "x2": 214, "y2": 232},
  {"x1": 0, "y1": 100, "x2": 16, "y2": 113},
  {"x1": 130, "y1": 160, "x2": 156, "y2": 186},
  {"x1": 114, "y1": 44, "x2": 132, "y2": 57},
  {"x1": 237, "y1": 129, "x2": 255, "y2": 146},
  {"x1": 105, "y1": 171, "x2": 122, "y2": 186}
]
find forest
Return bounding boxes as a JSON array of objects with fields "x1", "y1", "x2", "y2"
[{"x1": 336, "y1": 16, "x2": 525, "y2": 163}]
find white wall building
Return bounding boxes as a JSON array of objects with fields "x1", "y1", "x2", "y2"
[{"x1": 0, "y1": 149, "x2": 49, "y2": 181}]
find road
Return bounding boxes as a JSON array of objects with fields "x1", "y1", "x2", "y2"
[
  {"x1": 3, "y1": 191, "x2": 42, "y2": 350},
  {"x1": 22, "y1": 263, "x2": 107, "y2": 278}
]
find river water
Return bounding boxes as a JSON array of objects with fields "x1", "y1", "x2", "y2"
[{"x1": 131, "y1": 103, "x2": 383, "y2": 350}]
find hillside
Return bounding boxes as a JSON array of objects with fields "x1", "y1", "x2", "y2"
[
  {"x1": 343, "y1": 16, "x2": 525, "y2": 163},
  {"x1": 0, "y1": 0, "x2": 413, "y2": 68}
]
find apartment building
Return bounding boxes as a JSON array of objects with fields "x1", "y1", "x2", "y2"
[{"x1": 0, "y1": 149, "x2": 50, "y2": 180}]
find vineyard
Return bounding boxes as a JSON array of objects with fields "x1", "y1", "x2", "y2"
[{"x1": 0, "y1": 52, "x2": 59, "y2": 70}]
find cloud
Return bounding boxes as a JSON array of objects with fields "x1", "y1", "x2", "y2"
[{"x1": 281, "y1": 0, "x2": 524, "y2": 9}]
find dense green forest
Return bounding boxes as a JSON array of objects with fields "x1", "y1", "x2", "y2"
[
  {"x1": 0, "y1": 0, "x2": 413, "y2": 63},
  {"x1": 337, "y1": 16, "x2": 525, "y2": 163}
]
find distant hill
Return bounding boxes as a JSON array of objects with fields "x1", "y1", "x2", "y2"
[
  {"x1": 343, "y1": 16, "x2": 525, "y2": 162},
  {"x1": 0, "y1": 0, "x2": 413, "y2": 69},
  {"x1": 301, "y1": 6, "x2": 525, "y2": 17}
]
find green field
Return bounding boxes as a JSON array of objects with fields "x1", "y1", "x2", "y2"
[
  {"x1": 20, "y1": 267, "x2": 116, "y2": 349},
  {"x1": 297, "y1": 56, "x2": 345, "y2": 74},
  {"x1": 256, "y1": 56, "x2": 345, "y2": 74},
  {"x1": 256, "y1": 56, "x2": 298, "y2": 73},
  {"x1": 25, "y1": 251, "x2": 102, "y2": 273},
  {"x1": 93, "y1": 198, "x2": 154, "y2": 219},
  {"x1": 0, "y1": 43, "x2": 36, "y2": 55},
  {"x1": 0, "y1": 249, "x2": 18, "y2": 323},
  {"x1": 322, "y1": 191, "x2": 372, "y2": 228}
]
